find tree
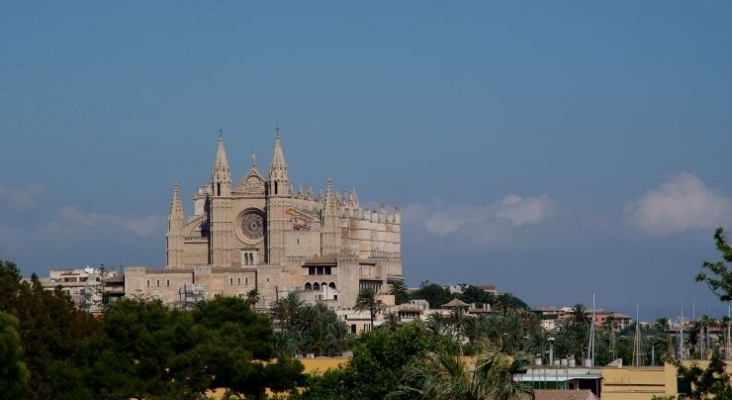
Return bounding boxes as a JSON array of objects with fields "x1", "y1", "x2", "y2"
[
  {"x1": 673, "y1": 227, "x2": 732, "y2": 398},
  {"x1": 382, "y1": 312, "x2": 402, "y2": 332},
  {"x1": 270, "y1": 292, "x2": 304, "y2": 330},
  {"x1": 414, "y1": 281, "x2": 453, "y2": 309},
  {"x1": 493, "y1": 293, "x2": 529, "y2": 317},
  {"x1": 388, "y1": 281, "x2": 410, "y2": 305},
  {"x1": 569, "y1": 303, "x2": 590, "y2": 326},
  {"x1": 448, "y1": 307, "x2": 467, "y2": 343},
  {"x1": 289, "y1": 303, "x2": 349, "y2": 357},
  {"x1": 459, "y1": 285, "x2": 495, "y2": 308},
  {"x1": 695, "y1": 227, "x2": 732, "y2": 301},
  {"x1": 388, "y1": 349, "x2": 534, "y2": 400},
  {"x1": 354, "y1": 287, "x2": 385, "y2": 329},
  {"x1": 295, "y1": 322, "x2": 430, "y2": 400},
  {"x1": 0, "y1": 312, "x2": 28, "y2": 398}
]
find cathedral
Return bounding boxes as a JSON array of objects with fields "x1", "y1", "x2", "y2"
[{"x1": 125, "y1": 133, "x2": 403, "y2": 310}]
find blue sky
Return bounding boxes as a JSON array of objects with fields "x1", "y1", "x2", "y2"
[{"x1": 1, "y1": 2, "x2": 731, "y2": 315}]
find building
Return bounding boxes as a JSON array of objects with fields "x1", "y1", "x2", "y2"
[
  {"x1": 125, "y1": 132, "x2": 403, "y2": 310},
  {"x1": 38, "y1": 267, "x2": 124, "y2": 313}
]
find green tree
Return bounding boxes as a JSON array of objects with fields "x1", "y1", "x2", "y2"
[
  {"x1": 458, "y1": 285, "x2": 495, "y2": 308},
  {"x1": 295, "y1": 322, "x2": 430, "y2": 400},
  {"x1": 413, "y1": 281, "x2": 453, "y2": 309},
  {"x1": 388, "y1": 349, "x2": 534, "y2": 400},
  {"x1": 270, "y1": 292, "x2": 304, "y2": 330},
  {"x1": 388, "y1": 280, "x2": 411, "y2": 305},
  {"x1": 354, "y1": 287, "x2": 385, "y2": 329},
  {"x1": 382, "y1": 311, "x2": 402, "y2": 332},
  {"x1": 673, "y1": 227, "x2": 732, "y2": 398},
  {"x1": 0, "y1": 312, "x2": 28, "y2": 398},
  {"x1": 290, "y1": 303, "x2": 349, "y2": 357},
  {"x1": 493, "y1": 293, "x2": 529, "y2": 317},
  {"x1": 696, "y1": 227, "x2": 732, "y2": 301}
]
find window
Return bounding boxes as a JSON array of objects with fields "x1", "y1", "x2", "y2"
[
  {"x1": 245, "y1": 277, "x2": 248, "y2": 285},
  {"x1": 166, "y1": 279, "x2": 170, "y2": 287},
  {"x1": 305, "y1": 282, "x2": 312, "y2": 290},
  {"x1": 237, "y1": 277, "x2": 241, "y2": 285},
  {"x1": 146, "y1": 280, "x2": 150, "y2": 287},
  {"x1": 230, "y1": 277, "x2": 233, "y2": 285},
  {"x1": 156, "y1": 279, "x2": 160, "y2": 287}
]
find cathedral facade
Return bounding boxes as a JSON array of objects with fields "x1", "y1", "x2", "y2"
[{"x1": 125, "y1": 133, "x2": 402, "y2": 310}]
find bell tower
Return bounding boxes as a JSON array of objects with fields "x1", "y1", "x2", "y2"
[
  {"x1": 266, "y1": 130, "x2": 290, "y2": 266},
  {"x1": 209, "y1": 131, "x2": 234, "y2": 266}
]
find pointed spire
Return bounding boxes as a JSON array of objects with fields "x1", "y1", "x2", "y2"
[
  {"x1": 324, "y1": 178, "x2": 337, "y2": 214},
  {"x1": 167, "y1": 181, "x2": 185, "y2": 268},
  {"x1": 169, "y1": 181, "x2": 184, "y2": 223},
  {"x1": 211, "y1": 133, "x2": 231, "y2": 196},
  {"x1": 269, "y1": 130, "x2": 289, "y2": 195}
]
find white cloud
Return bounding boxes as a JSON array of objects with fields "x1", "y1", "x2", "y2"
[
  {"x1": 495, "y1": 194, "x2": 552, "y2": 226},
  {"x1": 403, "y1": 194, "x2": 553, "y2": 238},
  {"x1": 0, "y1": 183, "x2": 45, "y2": 210},
  {"x1": 623, "y1": 173, "x2": 732, "y2": 235},
  {"x1": 53, "y1": 205, "x2": 163, "y2": 237}
]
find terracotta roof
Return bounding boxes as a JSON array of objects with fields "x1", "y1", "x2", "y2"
[
  {"x1": 522, "y1": 389, "x2": 598, "y2": 400},
  {"x1": 476, "y1": 284, "x2": 496, "y2": 291},
  {"x1": 441, "y1": 298, "x2": 470, "y2": 308}
]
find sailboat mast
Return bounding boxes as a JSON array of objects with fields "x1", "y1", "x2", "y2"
[
  {"x1": 634, "y1": 300, "x2": 641, "y2": 367},
  {"x1": 679, "y1": 304, "x2": 684, "y2": 360},
  {"x1": 591, "y1": 293, "x2": 596, "y2": 366}
]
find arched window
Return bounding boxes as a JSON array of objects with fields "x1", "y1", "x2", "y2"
[
  {"x1": 305, "y1": 282, "x2": 312, "y2": 291},
  {"x1": 329, "y1": 282, "x2": 336, "y2": 289},
  {"x1": 146, "y1": 279, "x2": 150, "y2": 287},
  {"x1": 230, "y1": 277, "x2": 233, "y2": 285},
  {"x1": 313, "y1": 282, "x2": 320, "y2": 291},
  {"x1": 166, "y1": 279, "x2": 170, "y2": 287},
  {"x1": 245, "y1": 277, "x2": 249, "y2": 285},
  {"x1": 156, "y1": 279, "x2": 160, "y2": 287},
  {"x1": 237, "y1": 277, "x2": 241, "y2": 285}
]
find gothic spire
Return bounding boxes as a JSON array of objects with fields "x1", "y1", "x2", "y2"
[
  {"x1": 211, "y1": 132, "x2": 231, "y2": 196},
  {"x1": 166, "y1": 181, "x2": 185, "y2": 268},
  {"x1": 324, "y1": 178, "x2": 337, "y2": 214},
  {"x1": 269, "y1": 131, "x2": 289, "y2": 195},
  {"x1": 168, "y1": 181, "x2": 184, "y2": 224}
]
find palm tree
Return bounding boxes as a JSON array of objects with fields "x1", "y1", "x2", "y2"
[
  {"x1": 354, "y1": 287, "x2": 385, "y2": 330},
  {"x1": 461, "y1": 315, "x2": 484, "y2": 345},
  {"x1": 493, "y1": 293, "x2": 528, "y2": 317},
  {"x1": 382, "y1": 311, "x2": 401, "y2": 332},
  {"x1": 388, "y1": 280, "x2": 410, "y2": 305},
  {"x1": 569, "y1": 303, "x2": 590, "y2": 326},
  {"x1": 387, "y1": 349, "x2": 534, "y2": 400},
  {"x1": 449, "y1": 307, "x2": 468, "y2": 343},
  {"x1": 427, "y1": 312, "x2": 447, "y2": 336},
  {"x1": 269, "y1": 292, "x2": 304, "y2": 330}
]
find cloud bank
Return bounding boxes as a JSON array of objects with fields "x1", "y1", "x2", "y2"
[
  {"x1": 50, "y1": 205, "x2": 163, "y2": 237},
  {"x1": 404, "y1": 194, "x2": 553, "y2": 239},
  {"x1": 623, "y1": 173, "x2": 732, "y2": 235},
  {"x1": 0, "y1": 184, "x2": 45, "y2": 210}
]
